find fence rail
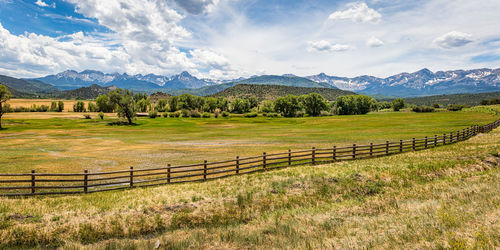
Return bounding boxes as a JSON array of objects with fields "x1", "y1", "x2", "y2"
[{"x1": 1, "y1": 119, "x2": 499, "y2": 197}]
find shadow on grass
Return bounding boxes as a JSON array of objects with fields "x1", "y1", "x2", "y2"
[{"x1": 106, "y1": 121, "x2": 139, "y2": 126}]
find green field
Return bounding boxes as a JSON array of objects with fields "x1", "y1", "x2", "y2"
[
  {"x1": 1, "y1": 108, "x2": 498, "y2": 174},
  {"x1": 0, "y1": 111, "x2": 499, "y2": 248}
]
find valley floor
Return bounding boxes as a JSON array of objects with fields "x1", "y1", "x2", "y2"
[{"x1": 0, "y1": 122, "x2": 499, "y2": 248}]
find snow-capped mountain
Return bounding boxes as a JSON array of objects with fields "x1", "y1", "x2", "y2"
[
  {"x1": 35, "y1": 70, "x2": 218, "y2": 91},
  {"x1": 307, "y1": 68, "x2": 500, "y2": 97}
]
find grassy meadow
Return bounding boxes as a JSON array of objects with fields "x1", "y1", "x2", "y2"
[
  {"x1": 6, "y1": 99, "x2": 93, "y2": 112},
  {"x1": 1, "y1": 107, "x2": 499, "y2": 174},
  {"x1": 0, "y1": 117, "x2": 498, "y2": 248}
]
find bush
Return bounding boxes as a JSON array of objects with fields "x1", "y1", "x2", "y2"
[
  {"x1": 222, "y1": 111, "x2": 230, "y2": 117},
  {"x1": 73, "y1": 101, "x2": 86, "y2": 112},
  {"x1": 264, "y1": 112, "x2": 280, "y2": 117},
  {"x1": 432, "y1": 103, "x2": 440, "y2": 108},
  {"x1": 202, "y1": 112, "x2": 211, "y2": 118},
  {"x1": 295, "y1": 111, "x2": 305, "y2": 117},
  {"x1": 320, "y1": 110, "x2": 331, "y2": 116},
  {"x1": 88, "y1": 102, "x2": 98, "y2": 112},
  {"x1": 190, "y1": 110, "x2": 201, "y2": 118},
  {"x1": 83, "y1": 114, "x2": 91, "y2": 119},
  {"x1": 98, "y1": 112, "x2": 104, "y2": 120},
  {"x1": 214, "y1": 110, "x2": 220, "y2": 118},
  {"x1": 412, "y1": 106, "x2": 435, "y2": 112},
  {"x1": 392, "y1": 98, "x2": 405, "y2": 111},
  {"x1": 181, "y1": 109, "x2": 189, "y2": 117},
  {"x1": 243, "y1": 112, "x2": 258, "y2": 118},
  {"x1": 162, "y1": 112, "x2": 169, "y2": 118},
  {"x1": 447, "y1": 104, "x2": 468, "y2": 111},
  {"x1": 172, "y1": 111, "x2": 181, "y2": 118},
  {"x1": 148, "y1": 110, "x2": 158, "y2": 118}
]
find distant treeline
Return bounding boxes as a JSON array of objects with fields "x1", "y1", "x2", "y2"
[{"x1": 383, "y1": 91, "x2": 500, "y2": 106}]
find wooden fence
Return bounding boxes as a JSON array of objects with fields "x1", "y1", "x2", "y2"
[{"x1": 1, "y1": 119, "x2": 499, "y2": 197}]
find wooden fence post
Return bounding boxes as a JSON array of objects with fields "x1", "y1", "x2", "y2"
[
  {"x1": 203, "y1": 160, "x2": 207, "y2": 181},
  {"x1": 399, "y1": 140, "x2": 403, "y2": 152},
  {"x1": 84, "y1": 170, "x2": 88, "y2": 193},
  {"x1": 333, "y1": 146, "x2": 337, "y2": 161},
  {"x1": 412, "y1": 138, "x2": 416, "y2": 150},
  {"x1": 263, "y1": 152, "x2": 267, "y2": 170},
  {"x1": 434, "y1": 135, "x2": 438, "y2": 147},
  {"x1": 425, "y1": 136, "x2": 428, "y2": 148},
  {"x1": 370, "y1": 143, "x2": 373, "y2": 157},
  {"x1": 129, "y1": 167, "x2": 134, "y2": 188},
  {"x1": 443, "y1": 134, "x2": 446, "y2": 145},
  {"x1": 288, "y1": 149, "x2": 291, "y2": 166},
  {"x1": 167, "y1": 164, "x2": 171, "y2": 183},
  {"x1": 236, "y1": 156, "x2": 240, "y2": 174},
  {"x1": 312, "y1": 147, "x2": 316, "y2": 164},
  {"x1": 386, "y1": 141, "x2": 389, "y2": 155},
  {"x1": 31, "y1": 170, "x2": 35, "y2": 194},
  {"x1": 352, "y1": 144, "x2": 356, "y2": 159}
]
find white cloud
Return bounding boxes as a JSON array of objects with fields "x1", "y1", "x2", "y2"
[
  {"x1": 328, "y1": 2, "x2": 381, "y2": 23},
  {"x1": 366, "y1": 36, "x2": 384, "y2": 47},
  {"x1": 190, "y1": 49, "x2": 230, "y2": 70},
  {"x1": 433, "y1": 31, "x2": 473, "y2": 48},
  {"x1": 307, "y1": 40, "x2": 352, "y2": 52},
  {"x1": 35, "y1": 0, "x2": 55, "y2": 8}
]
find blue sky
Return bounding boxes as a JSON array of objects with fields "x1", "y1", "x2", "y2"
[{"x1": 0, "y1": 0, "x2": 499, "y2": 79}]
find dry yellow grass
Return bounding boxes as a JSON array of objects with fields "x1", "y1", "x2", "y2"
[{"x1": 6, "y1": 99, "x2": 93, "y2": 112}]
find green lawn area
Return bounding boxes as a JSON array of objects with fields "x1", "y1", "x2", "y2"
[{"x1": 1, "y1": 108, "x2": 499, "y2": 174}]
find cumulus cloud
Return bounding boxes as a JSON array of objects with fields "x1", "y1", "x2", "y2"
[
  {"x1": 190, "y1": 49, "x2": 230, "y2": 69},
  {"x1": 328, "y1": 2, "x2": 381, "y2": 23},
  {"x1": 307, "y1": 40, "x2": 352, "y2": 53},
  {"x1": 35, "y1": 0, "x2": 55, "y2": 8},
  {"x1": 433, "y1": 31, "x2": 473, "y2": 48},
  {"x1": 173, "y1": 0, "x2": 219, "y2": 15},
  {"x1": 366, "y1": 36, "x2": 384, "y2": 47}
]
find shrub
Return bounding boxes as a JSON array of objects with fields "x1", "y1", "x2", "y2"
[
  {"x1": 73, "y1": 101, "x2": 86, "y2": 112},
  {"x1": 295, "y1": 111, "x2": 305, "y2": 117},
  {"x1": 88, "y1": 102, "x2": 98, "y2": 112},
  {"x1": 222, "y1": 111, "x2": 230, "y2": 117},
  {"x1": 265, "y1": 112, "x2": 280, "y2": 117},
  {"x1": 181, "y1": 109, "x2": 189, "y2": 117},
  {"x1": 202, "y1": 112, "x2": 211, "y2": 118},
  {"x1": 243, "y1": 112, "x2": 258, "y2": 118},
  {"x1": 190, "y1": 110, "x2": 201, "y2": 118},
  {"x1": 432, "y1": 103, "x2": 440, "y2": 108},
  {"x1": 57, "y1": 101, "x2": 64, "y2": 112},
  {"x1": 392, "y1": 98, "x2": 405, "y2": 111},
  {"x1": 83, "y1": 114, "x2": 91, "y2": 119},
  {"x1": 50, "y1": 101, "x2": 58, "y2": 112},
  {"x1": 412, "y1": 106, "x2": 435, "y2": 112},
  {"x1": 173, "y1": 111, "x2": 181, "y2": 118},
  {"x1": 447, "y1": 104, "x2": 468, "y2": 111},
  {"x1": 98, "y1": 112, "x2": 104, "y2": 120},
  {"x1": 148, "y1": 110, "x2": 158, "y2": 118},
  {"x1": 320, "y1": 110, "x2": 331, "y2": 116},
  {"x1": 214, "y1": 110, "x2": 220, "y2": 118}
]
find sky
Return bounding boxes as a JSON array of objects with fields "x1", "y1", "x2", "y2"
[{"x1": 0, "y1": 0, "x2": 499, "y2": 79}]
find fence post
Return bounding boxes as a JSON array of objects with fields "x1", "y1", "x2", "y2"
[
  {"x1": 352, "y1": 144, "x2": 356, "y2": 159},
  {"x1": 288, "y1": 149, "x2": 291, "y2": 166},
  {"x1": 31, "y1": 170, "x2": 35, "y2": 194},
  {"x1": 203, "y1": 160, "x2": 207, "y2": 181},
  {"x1": 263, "y1": 152, "x2": 267, "y2": 170},
  {"x1": 370, "y1": 143, "x2": 373, "y2": 157},
  {"x1": 236, "y1": 156, "x2": 240, "y2": 174},
  {"x1": 167, "y1": 164, "x2": 171, "y2": 183},
  {"x1": 412, "y1": 138, "x2": 415, "y2": 150},
  {"x1": 312, "y1": 147, "x2": 316, "y2": 165},
  {"x1": 386, "y1": 141, "x2": 389, "y2": 155},
  {"x1": 84, "y1": 170, "x2": 88, "y2": 193},
  {"x1": 399, "y1": 140, "x2": 403, "y2": 152},
  {"x1": 434, "y1": 135, "x2": 438, "y2": 147},
  {"x1": 425, "y1": 136, "x2": 428, "y2": 148},
  {"x1": 333, "y1": 146, "x2": 337, "y2": 161},
  {"x1": 129, "y1": 167, "x2": 134, "y2": 188},
  {"x1": 443, "y1": 134, "x2": 446, "y2": 145}
]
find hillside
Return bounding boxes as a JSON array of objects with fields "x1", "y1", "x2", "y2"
[
  {"x1": 212, "y1": 84, "x2": 356, "y2": 101},
  {"x1": 0, "y1": 75, "x2": 57, "y2": 95},
  {"x1": 380, "y1": 91, "x2": 500, "y2": 106},
  {"x1": 53, "y1": 84, "x2": 116, "y2": 100}
]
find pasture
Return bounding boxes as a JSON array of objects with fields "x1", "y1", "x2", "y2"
[
  {"x1": 0, "y1": 113, "x2": 498, "y2": 248},
  {"x1": 6, "y1": 99, "x2": 92, "y2": 112},
  {"x1": 1, "y1": 107, "x2": 499, "y2": 175}
]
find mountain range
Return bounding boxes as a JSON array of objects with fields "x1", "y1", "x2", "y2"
[
  {"x1": 307, "y1": 68, "x2": 500, "y2": 97},
  {"x1": 1, "y1": 68, "x2": 500, "y2": 98}
]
